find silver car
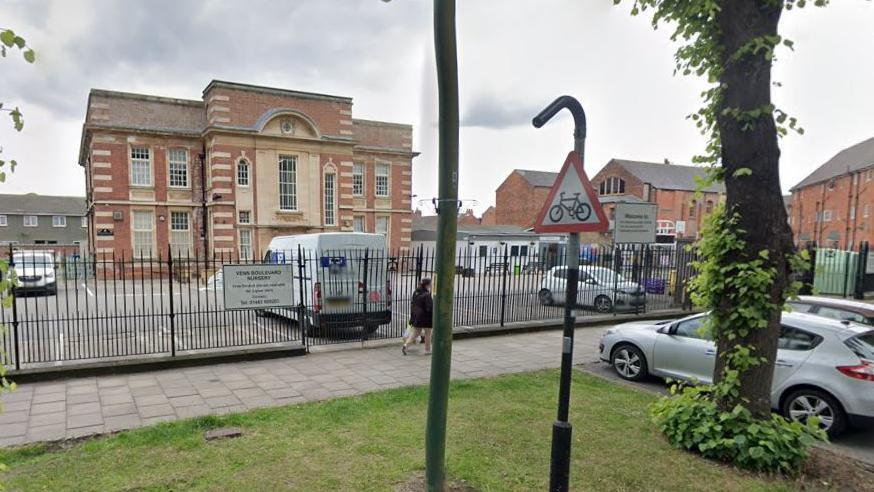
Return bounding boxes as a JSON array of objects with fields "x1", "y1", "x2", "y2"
[
  {"x1": 599, "y1": 311, "x2": 874, "y2": 436},
  {"x1": 538, "y1": 266, "x2": 645, "y2": 313},
  {"x1": 12, "y1": 251, "x2": 57, "y2": 295}
]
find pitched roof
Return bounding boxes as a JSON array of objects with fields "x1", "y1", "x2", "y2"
[
  {"x1": 597, "y1": 194, "x2": 645, "y2": 204},
  {"x1": 510, "y1": 160, "x2": 724, "y2": 193},
  {"x1": 791, "y1": 136, "x2": 874, "y2": 190},
  {"x1": 514, "y1": 169, "x2": 558, "y2": 188},
  {"x1": 609, "y1": 159, "x2": 724, "y2": 193},
  {"x1": 0, "y1": 194, "x2": 86, "y2": 216}
]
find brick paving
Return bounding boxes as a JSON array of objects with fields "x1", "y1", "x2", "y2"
[{"x1": 0, "y1": 327, "x2": 605, "y2": 446}]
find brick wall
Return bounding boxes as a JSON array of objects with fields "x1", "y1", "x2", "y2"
[
  {"x1": 203, "y1": 84, "x2": 352, "y2": 138},
  {"x1": 791, "y1": 171, "x2": 874, "y2": 248},
  {"x1": 84, "y1": 82, "x2": 414, "y2": 257},
  {"x1": 495, "y1": 172, "x2": 550, "y2": 227}
]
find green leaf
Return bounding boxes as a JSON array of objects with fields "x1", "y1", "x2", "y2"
[
  {"x1": 23, "y1": 48, "x2": 35, "y2": 63},
  {"x1": 732, "y1": 168, "x2": 752, "y2": 178},
  {"x1": 0, "y1": 30, "x2": 15, "y2": 48}
]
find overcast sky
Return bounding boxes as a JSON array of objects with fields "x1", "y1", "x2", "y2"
[{"x1": 1, "y1": 0, "x2": 872, "y2": 214}]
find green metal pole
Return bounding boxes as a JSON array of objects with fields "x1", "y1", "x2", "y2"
[{"x1": 426, "y1": 0, "x2": 459, "y2": 490}]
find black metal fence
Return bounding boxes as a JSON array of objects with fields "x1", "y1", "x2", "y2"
[{"x1": 1, "y1": 243, "x2": 698, "y2": 370}]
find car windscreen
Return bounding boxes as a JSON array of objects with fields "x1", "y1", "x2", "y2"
[
  {"x1": 844, "y1": 331, "x2": 874, "y2": 361},
  {"x1": 13, "y1": 253, "x2": 53, "y2": 266}
]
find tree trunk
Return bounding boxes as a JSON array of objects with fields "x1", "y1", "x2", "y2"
[{"x1": 713, "y1": 1, "x2": 794, "y2": 417}]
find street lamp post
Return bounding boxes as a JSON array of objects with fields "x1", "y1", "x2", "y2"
[{"x1": 532, "y1": 96, "x2": 587, "y2": 492}]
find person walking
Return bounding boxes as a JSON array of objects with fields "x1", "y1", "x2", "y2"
[{"x1": 402, "y1": 278, "x2": 433, "y2": 355}]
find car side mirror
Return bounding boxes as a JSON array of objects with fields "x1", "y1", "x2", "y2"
[{"x1": 657, "y1": 326, "x2": 670, "y2": 335}]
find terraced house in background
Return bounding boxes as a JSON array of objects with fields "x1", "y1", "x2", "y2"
[
  {"x1": 0, "y1": 193, "x2": 86, "y2": 248},
  {"x1": 789, "y1": 136, "x2": 874, "y2": 249},
  {"x1": 78, "y1": 80, "x2": 416, "y2": 259}
]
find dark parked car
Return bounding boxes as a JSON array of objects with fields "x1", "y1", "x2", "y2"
[{"x1": 788, "y1": 296, "x2": 874, "y2": 326}]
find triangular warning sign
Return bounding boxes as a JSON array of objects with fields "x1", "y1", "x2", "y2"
[{"x1": 533, "y1": 151, "x2": 609, "y2": 233}]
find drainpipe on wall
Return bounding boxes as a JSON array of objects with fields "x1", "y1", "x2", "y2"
[{"x1": 199, "y1": 146, "x2": 209, "y2": 259}]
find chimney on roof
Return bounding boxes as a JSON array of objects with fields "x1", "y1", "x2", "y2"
[
  {"x1": 663, "y1": 158, "x2": 671, "y2": 165},
  {"x1": 413, "y1": 209, "x2": 422, "y2": 219}
]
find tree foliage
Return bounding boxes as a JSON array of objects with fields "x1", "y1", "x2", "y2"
[
  {"x1": 0, "y1": 27, "x2": 35, "y2": 183},
  {"x1": 0, "y1": 25, "x2": 33, "y2": 485},
  {"x1": 614, "y1": 0, "x2": 831, "y2": 472}
]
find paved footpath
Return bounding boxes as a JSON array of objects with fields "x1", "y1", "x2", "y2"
[{"x1": 0, "y1": 327, "x2": 605, "y2": 446}]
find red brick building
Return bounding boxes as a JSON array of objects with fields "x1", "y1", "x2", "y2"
[
  {"x1": 494, "y1": 170, "x2": 556, "y2": 228},
  {"x1": 591, "y1": 159, "x2": 724, "y2": 241},
  {"x1": 492, "y1": 160, "x2": 724, "y2": 241},
  {"x1": 789, "y1": 136, "x2": 874, "y2": 248},
  {"x1": 78, "y1": 81, "x2": 416, "y2": 258}
]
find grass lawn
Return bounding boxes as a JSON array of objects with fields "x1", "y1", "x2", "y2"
[{"x1": 0, "y1": 370, "x2": 817, "y2": 491}]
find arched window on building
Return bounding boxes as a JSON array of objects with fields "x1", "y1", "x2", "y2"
[
  {"x1": 237, "y1": 159, "x2": 250, "y2": 187},
  {"x1": 689, "y1": 200, "x2": 697, "y2": 218},
  {"x1": 598, "y1": 176, "x2": 626, "y2": 195}
]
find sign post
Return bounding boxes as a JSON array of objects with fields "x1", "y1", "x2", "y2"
[{"x1": 532, "y1": 96, "x2": 607, "y2": 492}]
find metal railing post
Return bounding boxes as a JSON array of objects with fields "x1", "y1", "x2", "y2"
[
  {"x1": 361, "y1": 248, "x2": 370, "y2": 340},
  {"x1": 8, "y1": 244, "x2": 20, "y2": 371},
  {"x1": 297, "y1": 245, "x2": 307, "y2": 350},
  {"x1": 500, "y1": 244, "x2": 509, "y2": 326},
  {"x1": 855, "y1": 241, "x2": 868, "y2": 300},
  {"x1": 167, "y1": 246, "x2": 176, "y2": 357}
]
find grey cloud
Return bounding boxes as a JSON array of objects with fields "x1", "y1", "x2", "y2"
[
  {"x1": 7, "y1": 0, "x2": 429, "y2": 118},
  {"x1": 461, "y1": 94, "x2": 543, "y2": 129}
]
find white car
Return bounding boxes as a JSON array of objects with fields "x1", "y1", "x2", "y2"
[
  {"x1": 599, "y1": 311, "x2": 874, "y2": 436},
  {"x1": 538, "y1": 266, "x2": 645, "y2": 313},
  {"x1": 12, "y1": 251, "x2": 57, "y2": 295}
]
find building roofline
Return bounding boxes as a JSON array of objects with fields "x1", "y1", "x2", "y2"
[
  {"x1": 89, "y1": 88, "x2": 203, "y2": 107},
  {"x1": 352, "y1": 118, "x2": 413, "y2": 129},
  {"x1": 203, "y1": 80, "x2": 353, "y2": 104}
]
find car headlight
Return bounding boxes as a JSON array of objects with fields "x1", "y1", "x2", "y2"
[
  {"x1": 45, "y1": 271, "x2": 55, "y2": 279},
  {"x1": 603, "y1": 328, "x2": 618, "y2": 337}
]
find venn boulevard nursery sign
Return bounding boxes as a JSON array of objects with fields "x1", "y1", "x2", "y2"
[{"x1": 223, "y1": 264, "x2": 295, "y2": 310}]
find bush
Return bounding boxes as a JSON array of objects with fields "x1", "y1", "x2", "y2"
[{"x1": 650, "y1": 384, "x2": 824, "y2": 473}]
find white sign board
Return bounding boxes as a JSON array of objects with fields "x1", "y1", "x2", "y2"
[
  {"x1": 675, "y1": 220, "x2": 686, "y2": 234},
  {"x1": 613, "y1": 202, "x2": 658, "y2": 244},
  {"x1": 533, "y1": 151, "x2": 608, "y2": 233},
  {"x1": 222, "y1": 264, "x2": 295, "y2": 310}
]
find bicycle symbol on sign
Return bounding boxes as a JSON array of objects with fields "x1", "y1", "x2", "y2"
[{"x1": 549, "y1": 192, "x2": 592, "y2": 223}]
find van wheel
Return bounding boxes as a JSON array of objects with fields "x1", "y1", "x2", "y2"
[
  {"x1": 539, "y1": 289, "x2": 554, "y2": 306},
  {"x1": 305, "y1": 318, "x2": 320, "y2": 338}
]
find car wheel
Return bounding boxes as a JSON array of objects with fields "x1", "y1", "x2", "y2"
[
  {"x1": 594, "y1": 295, "x2": 613, "y2": 313},
  {"x1": 782, "y1": 388, "x2": 847, "y2": 437},
  {"x1": 538, "y1": 289, "x2": 554, "y2": 306},
  {"x1": 611, "y1": 344, "x2": 648, "y2": 381}
]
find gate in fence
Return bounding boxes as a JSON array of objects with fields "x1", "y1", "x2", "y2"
[
  {"x1": 1, "y1": 243, "x2": 697, "y2": 371},
  {"x1": 804, "y1": 241, "x2": 874, "y2": 299}
]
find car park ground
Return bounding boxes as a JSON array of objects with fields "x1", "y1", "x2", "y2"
[{"x1": 1, "y1": 276, "x2": 675, "y2": 368}]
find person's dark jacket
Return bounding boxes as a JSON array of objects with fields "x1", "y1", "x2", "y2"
[{"x1": 410, "y1": 287, "x2": 433, "y2": 328}]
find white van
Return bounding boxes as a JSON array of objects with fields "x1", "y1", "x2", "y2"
[{"x1": 264, "y1": 233, "x2": 392, "y2": 335}]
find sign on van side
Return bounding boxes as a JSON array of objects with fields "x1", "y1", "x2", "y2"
[{"x1": 223, "y1": 264, "x2": 296, "y2": 310}]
